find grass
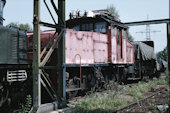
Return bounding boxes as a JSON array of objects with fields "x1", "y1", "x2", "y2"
[
  {"x1": 75, "y1": 76, "x2": 169, "y2": 113},
  {"x1": 76, "y1": 95, "x2": 126, "y2": 113}
]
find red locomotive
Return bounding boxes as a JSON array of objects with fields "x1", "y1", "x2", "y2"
[{"x1": 27, "y1": 10, "x2": 134, "y2": 93}]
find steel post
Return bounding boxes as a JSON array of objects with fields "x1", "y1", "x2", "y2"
[
  {"x1": 31, "y1": 0, "x2": 66, "y2": 112},
  {"x1": 33, "y1": 0, "x2": 41, "y2": 112},
  {"x1": 168, "y1": 0, "x2": 170, "y2": 75},
  {"x1": 167, "y1": 23, "x2": 170, "y2": 75},
  {"x1": 57, "y1": 0, "x2": 66, "y2": 108}
]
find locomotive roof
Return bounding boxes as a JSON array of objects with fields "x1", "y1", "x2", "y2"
[{"x1": 66, "y1": 14, "x2": 127, "y2": 29}]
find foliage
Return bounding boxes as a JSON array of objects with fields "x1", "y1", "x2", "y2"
[
  {"x1": 76, "y1": 94, "x2": 126, "y2": 113},
  {"x1": 6, "y1": 22, "x2": 33, "y2": 32},
  {"x1": 107, "y1": 5, "x2": 120, "y2": 19},
  {"x1": 20, "y1": 95, "x2": 32, "y2": 113},
  {"x1": 125, "y1": 82, "x2": 147, "y2": 100},
  {"x1": 75, "y1": 83, "x2": 126, "y2": 113},
  {"x1": 156, "y1": 47, "x2": 167, "y2": 62},
  {"x1": 75, "y1": 77, "x2": 168, "y2": 113}
]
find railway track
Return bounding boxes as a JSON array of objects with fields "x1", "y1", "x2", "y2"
[
  {"x1": 115, "y1": 85, "x2": 169, "y2": 113},
  {"x1": 115, "y1": 90, "x2": 160, "y2": 112}
]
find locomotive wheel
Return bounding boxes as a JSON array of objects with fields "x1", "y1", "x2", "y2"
[
  {"x1": 104, "y1": 75, "x2": 109, "y2": 84},
  {"x1": 0, "y1": 85, "x2": 9, "y2": 107},
  {"x1": 156, "y1": 72, "x2": 161, "y2": 78},
  {"x1": 116, "y1": 68, "x2": 127, "y2": 84},
  {"x1": 115, "y1": 73, "x2": 120, "y2": 82},
  {"x1": 68, "y1": 90, "x2": 78, "y2": 99},
  {"x1": 87, "y1": 73, "x2": 96, "y2": 88},
  {"x1": 67, "y1": 79, "x2": 79, "y2": 99},
  {"x1": 112, "y1": 74, "x2": 117, "y2": 82}
]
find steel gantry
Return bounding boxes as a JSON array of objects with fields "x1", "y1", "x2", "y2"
[{"x1": 32, "y1": 0, "x2": 66, "y2": 112}]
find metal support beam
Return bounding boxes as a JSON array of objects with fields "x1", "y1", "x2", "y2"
[
  {"x1": 167, "y1": 23, "x2": 170, "y2": 75},
  {"x1": 40, "y1": 30, "x2": 64, "y2": 66},
  {"x1": 39, "y1": 21, "x2": 59, "y2": 28},
  {"x1": 32, "y1": 0, "x2": 66, "y2": 112},
  {"x1": 57, "y1": 0, "x2": 66, "y2": 108},
  {"x1": 124, "y1": 19, "x2": 170, "y2": 26},
  {"x1": 33, "y1": 0, "x2": 41, "y2": 112},
  {"x1": 168, "y1": 0, "x2": 170, "y2": 76}
]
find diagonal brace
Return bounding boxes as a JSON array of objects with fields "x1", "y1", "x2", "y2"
[{"x1": 40, "y1": 29, "x2": 65, "y2": 66}]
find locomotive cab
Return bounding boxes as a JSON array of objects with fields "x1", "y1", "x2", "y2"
[
  {"x1": 67, "y1": 13, "x2": 108, "y2": 34},
  {"x1": 66, "y1": 10, "x2": 127, "y2": 36}
]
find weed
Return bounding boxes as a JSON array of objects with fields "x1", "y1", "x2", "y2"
[{"x1": 20, "y1": 95, "x2": 32, "y2": 113}]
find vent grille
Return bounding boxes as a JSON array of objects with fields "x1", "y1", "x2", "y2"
[{"x1": 7, "y1": 70, "x2": 27, "y2": 82}]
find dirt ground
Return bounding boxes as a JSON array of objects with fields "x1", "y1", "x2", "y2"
[{"x1": 118, "y1": 85, "x2": 170, "y2": 113}]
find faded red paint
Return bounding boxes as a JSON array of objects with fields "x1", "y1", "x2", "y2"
[
  {"x1": 65, "y1": 29, "x2": 108, "y2": 64},
  {"x1": 27, "y1": 28, "x2": 134, "y2": 65},
  {"x1": 27, "y1": 30, "x2": 58, "y2": 63}
]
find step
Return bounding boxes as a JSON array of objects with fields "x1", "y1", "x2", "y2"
[
  {"x1": 66, "y1": 88, "x2": 82, "y2": 92},
  {"x1": 127, "y1": 78, "x2": 141, "y2": 81}
]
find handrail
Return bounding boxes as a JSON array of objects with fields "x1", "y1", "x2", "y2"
[{"x1": 75, "y1": 54, "x2": 82, "y2": 87}]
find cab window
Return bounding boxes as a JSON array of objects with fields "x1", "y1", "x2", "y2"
[
  {"x1": 89, "y1": 23, "x2": 93, "y2": 31},
  {"x1": 95, "y1": 22, "x2": 106, "y2": 33},
  {"x1": 122, "y1": 29, "x2": 126, "y2": 38},
  {"x1": 82, "y1": 23, "x2": 93, "y2": 31},
  {"x1": 113, "y1": 27, "x2": 116, "y2": 36},
  {"x1": 117, "y1": 28, "x2": 119, "y2": 43},
  {"x1": 82, "y1": 24, "x2": 88, "y2": 31},
  {"x1": 71, "y1": 25, "x2": 80, "y2": 31}
]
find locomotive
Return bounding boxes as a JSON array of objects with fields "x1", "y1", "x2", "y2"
[
  {"x1": 0, "y1": 0, "x2": 31, "y2": 108},
  {"x1": 0, "y1": 1, "x2": 163, "y2": 109}
]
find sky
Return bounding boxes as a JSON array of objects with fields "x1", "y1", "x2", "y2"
[{"x1": 3, "y1": 0, "x2": 169, "y2": 52}]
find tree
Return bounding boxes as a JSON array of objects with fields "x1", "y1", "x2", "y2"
[
  {"x1": 107, "y1": 5, "x2": 134, "y2": 42},
  {"x1": 156, "y1": 47, "x2": 167, "y2": 62},
  {"x1": 107, "y1": 5, "x2": 120, "y2": 19},
  {"x1": 6, "y1": 22, "x2": 33, "y2": 32}
]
